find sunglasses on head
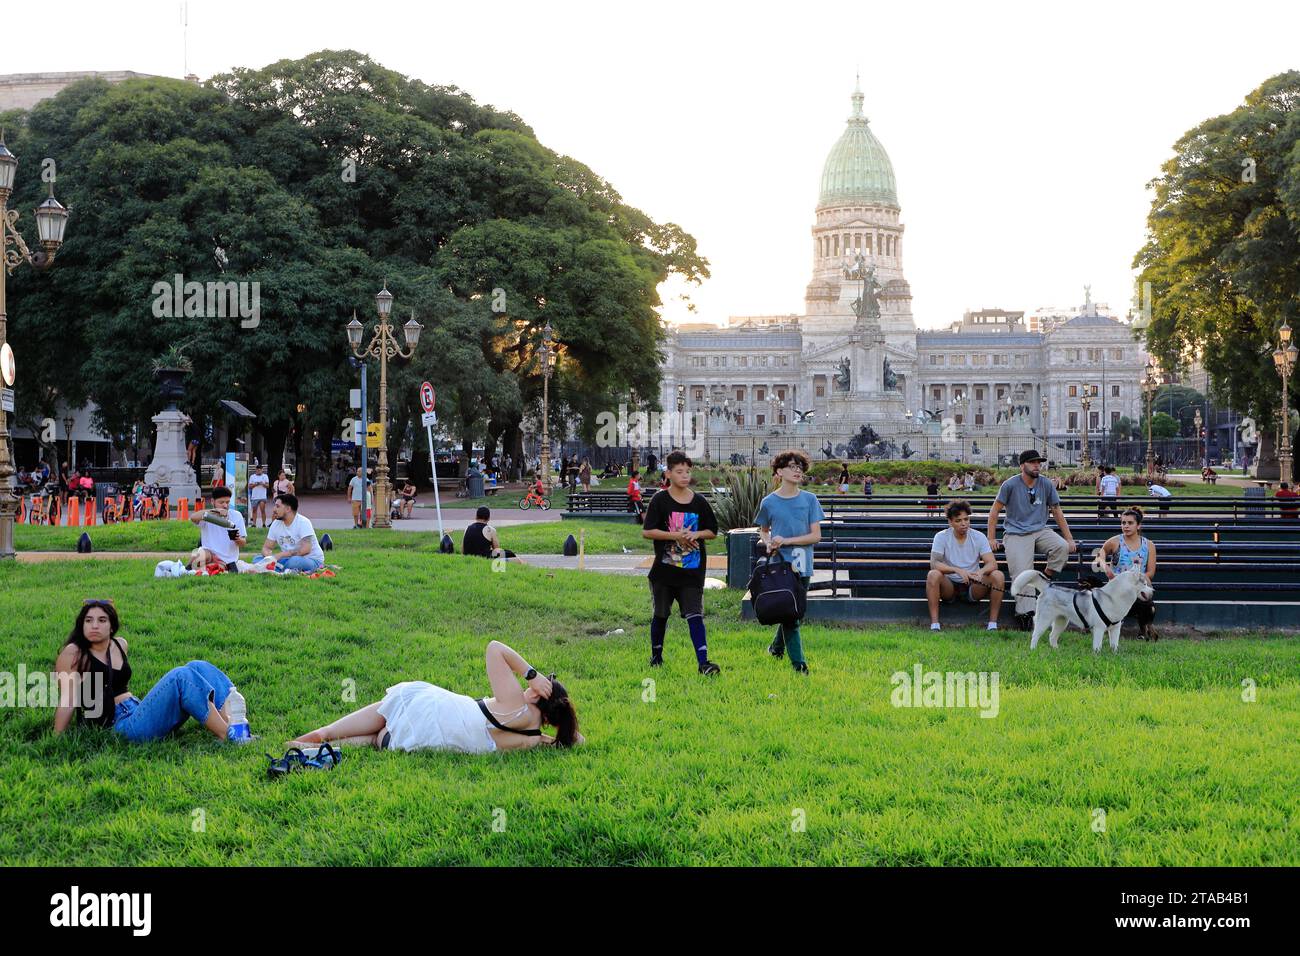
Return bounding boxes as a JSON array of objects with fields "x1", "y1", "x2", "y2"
[{"x1": 83, "y1": 598, "x2": 116, "y2": 609}]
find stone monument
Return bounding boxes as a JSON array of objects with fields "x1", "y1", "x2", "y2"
[{"x1": 143, "y1": 363, "x2": 201, "y2": 503}]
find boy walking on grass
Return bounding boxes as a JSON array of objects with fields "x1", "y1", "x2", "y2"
[
  {"x1": 642, "y1": 451, "x2": 721, "y2": 675},
  {"x1": 754, "y1": 450, "x2": 824, "y2": 674}
]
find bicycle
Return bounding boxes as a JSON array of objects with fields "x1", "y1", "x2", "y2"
[{"x1": 518, "y1": 489, "x2": 551, "y2": 511}]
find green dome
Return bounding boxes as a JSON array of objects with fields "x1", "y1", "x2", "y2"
[{"x1": 818, "y1": 84, "x2": 898, "y2": 208}]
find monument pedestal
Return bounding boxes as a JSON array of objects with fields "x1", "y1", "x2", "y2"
[{"x1": 144, "y1": 409, "x2": 200, "y2": 503}]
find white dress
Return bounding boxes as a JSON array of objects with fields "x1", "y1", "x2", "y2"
[{"x1": 376, "y1": 682, "x2": 498, "y2": 754}]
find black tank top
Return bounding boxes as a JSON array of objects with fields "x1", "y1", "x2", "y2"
[
  {"x1": 462, "y1": 522, "x2": 492, "y2": 558},
  {"x1": 81, "y1": 638, "x2": 131, "y2": 727}
]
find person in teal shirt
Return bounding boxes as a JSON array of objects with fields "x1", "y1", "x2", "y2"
[{"x1": 753, "y1": 450, "x2": 824, "y2": 673}]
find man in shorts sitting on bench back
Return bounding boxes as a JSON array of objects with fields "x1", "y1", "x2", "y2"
[{"x1": 927, "y1": 499, "x2": 1004, "y2": 632}]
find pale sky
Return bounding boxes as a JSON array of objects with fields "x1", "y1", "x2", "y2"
[{"x1": 10, "y1": 0, "x2": 1300, "y2": 330}]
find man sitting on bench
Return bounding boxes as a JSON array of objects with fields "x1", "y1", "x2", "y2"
[{"x1": 927, "y1": 499, "x2": 1004, "y2": 632}]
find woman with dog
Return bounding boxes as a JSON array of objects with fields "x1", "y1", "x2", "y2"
[
  {"x1": 52, "y1": 600, "x2": 244, "y2": 741},
  {"x1": 287, "y1": 640, "x2": 582, "y2": 752},
  {"x1": 1093, "y1": 507, "x2": 1159, "y2": 640}
]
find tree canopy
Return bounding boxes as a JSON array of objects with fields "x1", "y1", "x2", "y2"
[
  {"x1": 3, "y1": 50, "x2": 708, "y2": 471},
  {"x1": 1134, "y1": 71, "x2": 1300, "y2": 428}
]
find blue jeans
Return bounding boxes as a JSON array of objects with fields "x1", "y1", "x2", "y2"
[
  {"x1": 112, "y1": 661, "x2": 233, "y2": 742},
  {"x1": 278, "y1": 556, "x2": 323, "y2": 573}
]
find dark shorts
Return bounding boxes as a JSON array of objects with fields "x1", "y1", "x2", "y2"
[
  {"x1": 650, "y1": 579, "x2": 704, "y2": 619},
  {"x1": 941, "y1": 579, "x2": 981, "y2": 604}
]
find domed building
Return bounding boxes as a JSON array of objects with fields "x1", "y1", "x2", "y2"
[{"x1": 656, "y1": 84, "x2": 1148, "y2": 466}]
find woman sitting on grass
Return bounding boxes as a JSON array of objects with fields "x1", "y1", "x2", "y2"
[
  {"x1": 53, "y1": 600, "x2": 244, "y2": 742},
  {"x1": 288, "y1": 640, "x2": 582, "y2": 753}
]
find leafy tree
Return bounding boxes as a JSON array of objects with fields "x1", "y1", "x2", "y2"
[
  {"x1": 4, "y1": 51, "x2": 707, "y2": 479},
  {"x1": 1134, "y1": 71, "x2": 1300, "y2": 429},
  {"x1": 1140, "y1": 412, "x2": 1180, "y2": 439}
]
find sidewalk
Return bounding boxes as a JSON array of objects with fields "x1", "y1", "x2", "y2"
[{"x1": 274, "y1": 494, "x2": 556, "y2": 532}]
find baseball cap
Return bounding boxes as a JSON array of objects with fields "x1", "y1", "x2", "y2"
[{"x1": 1019, "y1": 450, "x2": 1047, "y2": 464}]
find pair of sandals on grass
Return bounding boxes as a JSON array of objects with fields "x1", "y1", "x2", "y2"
[{"x1": 265, "y1": 742, "x2": 344, "y2": 778}]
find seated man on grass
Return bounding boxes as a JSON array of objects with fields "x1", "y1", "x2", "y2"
[
  {"x1": 461, "y1": 506, "x2": 523, "y2": 563},
  {"x1": 927, "y1": 499, "x2": 1004, "y2": 632},
  {"x1": 260, "y1": 493, "x2": 324, "y2": 573},
  {"x1": 188, "y1": 486, "x2": 248, "y2": 573}
]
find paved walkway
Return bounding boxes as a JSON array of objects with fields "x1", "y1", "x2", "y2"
[{"x1": 281, "y1": 494, "x2": 555, "y2": 532}]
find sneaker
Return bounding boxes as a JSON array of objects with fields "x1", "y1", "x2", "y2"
[
  {"x1": 698, "y1": 660, "x2": 721, "y2": 676},
  {"x1": 929, "y1": 622, "x2": 941, "y2": 631},
  {"x1": 767, "y1": 642, "x2": 785, "y2": 658},
  {"x1": 649, "y1": 651, "x2": 664, "y2": 667},
  {"x1": 986, "y1": 621, "x2": 999, "y2": 631},
  {"x1": 792, "y1": 662, "x2": 809, "y2": 675}
]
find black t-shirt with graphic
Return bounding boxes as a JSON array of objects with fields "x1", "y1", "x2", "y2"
[{"x1": 643, "y1": 489, "x2": 718, "y2": 587}]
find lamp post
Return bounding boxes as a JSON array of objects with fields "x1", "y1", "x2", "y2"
[
  {"x1": 0, "y1": 131, "x2": 70, "y2": 559},
  {"x1": 1193, "y1": 408, "x2": 1203, "y2": 469},
  {"x1": 1141, "y1": 362, "x2": 1157, "y2": 477},
  {"x1": 537, "y1": 322, "x2": 557, "y2": 489},
  {"x1": 681, "y1": 382, "x2": 691, "y2": 455},
  {"x1": 346, "y1": 283, "x2": 421, "y2": 528},
  {"x1": 1273, "y1": 321, "x2": 1297, "y2": 484},
  {"x1": 63, "y1": 415, "x2": 74, "y2": 470},
  {"x1": 1041, "y1": 393, "x2": 1049, "y2": 459},
  {"x1": 1079, "y1": 385, "x2": 1093, "y2": 468}
]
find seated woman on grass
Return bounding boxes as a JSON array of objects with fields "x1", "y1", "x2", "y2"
[
  {"x1": 53, "y1": 600, "x2": 244, "y2": 742},
  {"x1": 288, "y1": 640, "x2": 582, "y2": 753}
]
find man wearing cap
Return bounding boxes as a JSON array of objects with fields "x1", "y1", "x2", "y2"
[{"x1": 987, "y1": 450, "x2": 1079, "y2": 630}]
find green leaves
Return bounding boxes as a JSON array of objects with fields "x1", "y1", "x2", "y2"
[
  {"x1": 5, "y1": 50, "x2": 706, "y2": 466},
  {"x1": 1135, "y1": 71, "x2": 1300, "y2": 425}
]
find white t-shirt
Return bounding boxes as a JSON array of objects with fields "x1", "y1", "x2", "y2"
[
  {"x1": 200, "y1": 507, "x2": 247, "y2": 565},
  {"x1": 348, "y1": 475, "x2": 367, "y2": 502},
  {"x1": 1099, "y1": 474, "x2": 1121, "y2": 495},
  {"x1": 1148, "y1": 484, "x2": 1171, "y2": 498},
  {"x1": 268, "y1": 513, "x2": 324, "y2": 563},
  {"x1": 931, "y1": 528, "x2": 993, "y2": 583},
  {"x1": 248, "y1": 472, "x2": 270, "y2": 502}
]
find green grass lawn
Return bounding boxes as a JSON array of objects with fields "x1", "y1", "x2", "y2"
[
  {"x1": 15, "y1": 522, "x2": 653, "y2": 555},
  {"x1": 1, "y1": 546, "x2": 1297, "y2": 866}
]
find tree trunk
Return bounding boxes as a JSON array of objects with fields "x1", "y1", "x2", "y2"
[{"x1": 264, "y1": 422, "x2": 290, "y2": 478}]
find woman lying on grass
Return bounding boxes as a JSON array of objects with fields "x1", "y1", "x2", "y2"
[
  {"x1": 289, "y1": 640, "x2": 582, "y2": 753},
  {"x1": 53, "y1": 599, "x2": 244, "y2": 742}
]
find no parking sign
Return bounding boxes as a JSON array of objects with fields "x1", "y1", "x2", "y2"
[{"x1": 420, "y1": 381, "x2": 444, "y2": 538}]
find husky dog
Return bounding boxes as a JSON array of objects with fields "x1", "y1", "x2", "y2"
[{"x1": 1011, "y1": 567, "x2": 1154, "y2": 653}]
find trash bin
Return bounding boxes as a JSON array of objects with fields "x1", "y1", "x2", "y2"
[
  {"x1": 466, "y1": 472, "x2": 485, "y2": 498},
  {"x1": 94, "y1": 482, "x2": 118, "y2": 520}
]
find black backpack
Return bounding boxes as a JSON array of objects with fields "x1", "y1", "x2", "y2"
[{"x1": 748, "y1": 551, "x2": 808, "y2": 626}]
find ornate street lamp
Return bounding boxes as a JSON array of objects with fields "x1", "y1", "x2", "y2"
[
  {"x1": 63, "y1": 415, "x2": 74, "y2": 470},
  {"x1": 1079, "y1": 384, "x2": 1093, "y2": 468},
  {"x1": 1193, "y1": 408, "x2": 1203, "y2": 469},
  {"x1": 346, "y1": 283, "x2": 421, "y2": 528},
  {"x1": 1273, "y1": 321, "x2": 1297, "y2": 485},
  {"x1": 538, "y1": 322, "x2": 557, "y2": 489},
  {"x1": 1041, "y1": 394, "x2": 1049, "y2": 459},
  {"x1": 1, "y1": 131, "x2": 69, "y2": 559},
  {"x1": 675, "y1": 384, "x2": 685, "y2": 453},
  {"x1": 1141, "y1": 362, "x2": 1158, "y2": 477}
]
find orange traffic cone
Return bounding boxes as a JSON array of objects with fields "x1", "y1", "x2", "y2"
[
  {"x1": 68, "y1": 496, "x2": 81, "y2": 527},
  {"x1": 15, "y1": 497, "x2": 25, "y2": 524},
  {"x1": 85, "y1": 497, "x2": 96, "y2": 526},
  {"x1": 179, "y1": 497, "x2": 190, "y2": 521}
]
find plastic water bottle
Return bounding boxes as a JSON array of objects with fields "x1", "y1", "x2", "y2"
[{"x1": 226, "y1": 686, "x2": 251, "y2": 743}]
